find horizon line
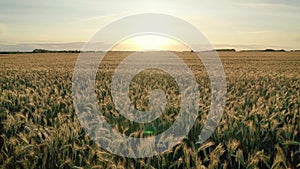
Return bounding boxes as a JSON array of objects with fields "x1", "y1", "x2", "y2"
[{"x1": 1, "y1": 48, "x2": 300, "y2": 54}]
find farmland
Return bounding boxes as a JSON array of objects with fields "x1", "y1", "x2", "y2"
[{"x1": 0, "y1": 51, "x2": 300, "y2": 168}]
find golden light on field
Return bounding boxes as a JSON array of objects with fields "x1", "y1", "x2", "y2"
[
  {"x1": 1, "y1": 51, "x2": 300, "y2": 167},
  {"x1": 113, "y1": 34, "x2": 190, "y2": 51}
]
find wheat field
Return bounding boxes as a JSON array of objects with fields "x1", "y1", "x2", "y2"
[{"x1": 0, "y1": 51, "x2": 299, "y2": 168}]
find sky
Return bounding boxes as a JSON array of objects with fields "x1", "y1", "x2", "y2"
[{"x1": 0, "y1": 0, "x2": 300, "y2": 51}]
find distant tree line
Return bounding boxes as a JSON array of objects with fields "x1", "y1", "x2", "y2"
[
  {"x1": 240, "y1": 49, "x2": 286, "y2": 52},
  {"x1": 0, "y1": 49, "x2": 80, "y2": 54},
  {"x1": 208, "y1": 48, "x2": 289, "y2": 52},
  {"x1": 0, "y1": 51, "x2": 32, "y2": 54},
  {"x1": 1, "y1": 48, "x2": 299, "y2": 54},
  {"x1": 214, "y1": 49, "x2": 236, "y2": 52},
  {"x1": 32, "y1": 49, "x2": 80, "y2": 53}
]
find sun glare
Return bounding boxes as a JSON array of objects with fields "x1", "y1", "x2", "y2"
[{"x1": 113, "y1": 35, "x2": 189, "y2": 51}]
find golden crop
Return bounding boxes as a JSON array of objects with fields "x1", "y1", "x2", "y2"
[{"x1": 0, "y1": 51, "x2": 299, "y2": 168}]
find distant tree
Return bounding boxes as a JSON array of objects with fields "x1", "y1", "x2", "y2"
[
  {"x1": 265, "y1": 49, "x2": 275, "y2": 52},
  {"x1": 32, "y1": 49, "x2": 80, "y2": 53},
  {"x1": 33, "y1": 49, "x2": 49, "y2": 53},
  {"x1": 215, "y1": 49, "x2": 236, "y2": 52}
]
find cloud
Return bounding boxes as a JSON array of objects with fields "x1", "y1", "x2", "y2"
[
  {"x1": 294, "y1": 37, "x2": 300, "y2": 42},
  {"x1": 236, "y1": 2, "x2": 296, "y2": 10},
  {"x1": 68, "y1": 15, "x2": 110, "y2": 24},
  {"x1": 68, "y1": 13, "x2": 130, "y2": 25},
  {"x1": 214, "y1": 43, "x2": 289, "y2": 50},
  {"x1": 0, "y1": 42, "x2": 84, "y2": 51},
  {"x1": 34, "y1": 42, "x2": 85, "y2": 50},
  {"x1": 238, "y1": 30, "x2": 271, "y2": 34},
  {"x1": 0, "y1": 42, "x2": 292, "y2": 52},
  {"x1": 0, "y1": 23, "x2": 5, "y2": 35},
  {"x1": 0, "y1": 42, "x2": 118, "y2": 51}
]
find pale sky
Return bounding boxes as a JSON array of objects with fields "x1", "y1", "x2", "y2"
[{"x1": 0, "y1": 0, "x2": 300, "y2": 51}]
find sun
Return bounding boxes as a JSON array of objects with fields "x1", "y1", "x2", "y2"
[
  {"x1": 113, "y1": 34, "x2": 189, "y2": 51},
  {"x1": 130, "y1": 35, "x2": 170, "y2": 50}
]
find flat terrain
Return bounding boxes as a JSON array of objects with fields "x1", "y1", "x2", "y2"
[{"x1": 1, "y1": 51, "x2": 300, "y2": 168}]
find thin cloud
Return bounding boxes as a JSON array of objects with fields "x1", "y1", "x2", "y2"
[
  {"x1": 68, "y1": 13, "x2": 130, "y2": 25},
  {"x1": 34, "y1": 42, "x2": 85, "y2": 49},
  {"x1": 0, "y1": 42, "x2": 116, "y2": 51},
  {"x1": 214, "y1": 43, "x2": 289, "y2": 50},
  {"x1": 68, "y1": 15, "x2": 110, "y2": 24},
  {"x1": 238, "y1": 30, "x2": 271, "y2": 34},
  {"x1": 0, "y1": 42, "x2": 294, "y2": 52},
  {"x1": 0, "y1": 42, "x2": 84, "y2": 51},
  {"x1": 0, "y1": 23, "x2": 5, "y2": 35},
  {"x1": 237, "y1": 2, "x2": 297, "y2": 10},
  {"x1": 295, "y1": 37, "x2": 300, "y2": 42}
]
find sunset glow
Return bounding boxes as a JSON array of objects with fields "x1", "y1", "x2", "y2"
[{"x1": 113, "y1": 35, "x2": 190, "y2": 51}]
